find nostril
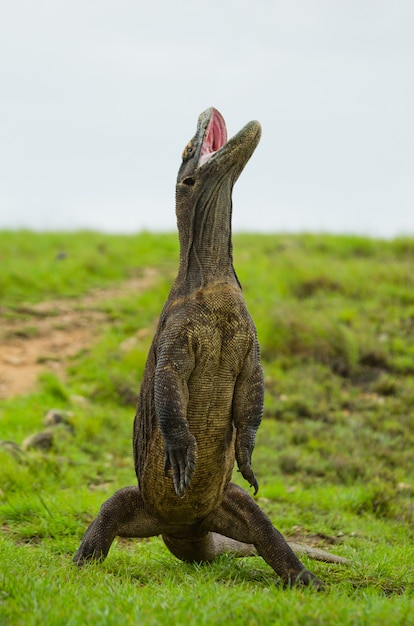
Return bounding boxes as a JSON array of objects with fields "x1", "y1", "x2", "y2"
[{"x1": 182, "y1": 177, "x2": 195, "y2": 186}]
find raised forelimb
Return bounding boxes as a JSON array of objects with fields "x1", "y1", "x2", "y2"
[
  {"x1": 232, "y1": 342, "x2": 264, "y2": 494},
  {"x1": 154, "y1": 328, "x2": 197, "y2": 497}
]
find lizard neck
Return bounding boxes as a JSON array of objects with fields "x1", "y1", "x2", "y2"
[{"x1": 171, "y1": 179, "x2": 240, "y2": 297}]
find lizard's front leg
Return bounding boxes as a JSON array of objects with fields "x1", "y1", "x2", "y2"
[
  {"x1": 232, "y1": 341, "x2": 264, "y2": 493},
  {"x1": 155, "y1": 330, "x2": 197, "y2": 497}
]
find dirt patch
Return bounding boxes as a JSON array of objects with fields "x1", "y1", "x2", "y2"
[{"x1": 0, "y1": 268, "x2": 158, "y2": 399}]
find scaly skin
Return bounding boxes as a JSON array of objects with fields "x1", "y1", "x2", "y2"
[{"x1": 73, "y1": 107, "x2": 325, "y2": 589}]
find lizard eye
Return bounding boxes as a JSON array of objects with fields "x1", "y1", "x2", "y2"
[{"x1": 182, "y1": 143, "x2": 195, "y2": 161}]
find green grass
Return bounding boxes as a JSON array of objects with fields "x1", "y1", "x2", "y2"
[
  {"x1": 0, "y1": 230, "x2": 179, "y2": 305},
  {"x1": 1, "y1": 231, "x2": 413, "y2": 625}
]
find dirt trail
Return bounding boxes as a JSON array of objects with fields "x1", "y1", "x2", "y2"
[{"x1": 0, "y1": 268, "x2": 158, "y2": 399}]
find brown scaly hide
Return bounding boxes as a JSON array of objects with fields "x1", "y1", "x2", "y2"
[
  {"x1": 134, "y1": 283, "x2": 260, "y2": 524},
  {"x1": 73, "y1": 109, "x2": 346, "y2": 589}
]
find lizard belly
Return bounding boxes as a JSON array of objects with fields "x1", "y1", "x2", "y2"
[
  {"x1": 139, "y1": 286, "x2": 257, "y2": 525},
  {"x1": 141, "y1": 385, "x2": 236, "y2": 525}
]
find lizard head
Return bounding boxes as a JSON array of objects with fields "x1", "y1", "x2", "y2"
[
  {"x1": 176, "y1": 108, "x2": 261, "y2": 189},
  {"x1": 174, "y1": 108, "x2": 261, "y2": 288}
]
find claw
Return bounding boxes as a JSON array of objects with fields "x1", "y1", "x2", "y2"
[
  {"x1": 286, "y1": 570, "x2": 325, "y2": 591},
  {"x1": 164, "y1": 438, "x2": 197, "y2": 497},
  {"x1": 238, "y1": 462, "x2": 259, "y2": 495},
  {"x1": 176, "y1": 479, "x2": 186, "y2": 498}
]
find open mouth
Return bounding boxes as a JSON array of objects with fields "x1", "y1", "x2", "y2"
[{"x1": 198, "y1": 109, "x2": 228, "y2": 167}]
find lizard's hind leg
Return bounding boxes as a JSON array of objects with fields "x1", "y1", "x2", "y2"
[
  {"x1": 199, "y1": 482, "x2": 324, "y2": 589},
  {"x1": 73, "y1": 486, "x2": 163, "y2": 564}
]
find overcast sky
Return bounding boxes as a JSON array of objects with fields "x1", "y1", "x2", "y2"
[{"x1": 1, "y1": 1, "x2": 413, "y2": 237}]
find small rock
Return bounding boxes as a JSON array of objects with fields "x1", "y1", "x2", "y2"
[
  {"x1": 88, "y1": 482, "x2": 113, "y2": 492},
  {"x1": 257, "y1": 497, "x2": 272, "y2": 504},
  {"x1": 119, "y1": 337, "x2": 138, "y2": 352},
  {"x1": 3, "y1": 356, "x2": 26, "y2": 366},
  {"x1": 23, "y1": 431, "x2": 54, "y2": 452},
  {"x1": 136, "y1": 328, "x2": 150, "y2": 340},
  {"x1": 43, "y1": 409, "x2": 74, "y2": 428},
  {"x1": 397, "y1": 482, "x2": 412, "y2": 492},
  {"x1": 70, "y1": 395, "x2": 89, "y2": 406},
  {"x1": 0, "y1": 440, "x2": 25, "y2": 459}
]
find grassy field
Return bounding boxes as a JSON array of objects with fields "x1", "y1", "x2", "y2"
[{"x1": 0, "y1": 230, "x2": 413, "y2": 625}]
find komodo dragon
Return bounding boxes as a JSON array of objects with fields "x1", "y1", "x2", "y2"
[{"x1": 74, "y1": 108, "x2": 344, "y2": 588}]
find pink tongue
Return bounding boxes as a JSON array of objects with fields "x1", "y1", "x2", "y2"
[{"x1": 199, "y1": 109, "x2": 227, "y2": 166}]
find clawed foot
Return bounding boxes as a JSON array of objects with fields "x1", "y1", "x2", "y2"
[
  {"x1": 235, "y1": 429, "x2": 259, "y2": 494},
  {"x1": 73, "y1": 545, "x2": 104, "y2": 566},
  {"x1": 237, "y1": 460, "x2": 258, "y2": 495},
  {"x1": 73, "y1": 519, "x2": 108, "y2": 566},
  {"x1": 164, "y1": 433, "x2": 197, "y2": 497},
  {"x1": 286, "y1": 569, "x2": 325, "y2": 591}
]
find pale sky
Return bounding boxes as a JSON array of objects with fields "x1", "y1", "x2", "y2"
[{"x1": 1, "y1": 1, "x2": 413, "y2": 237}]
